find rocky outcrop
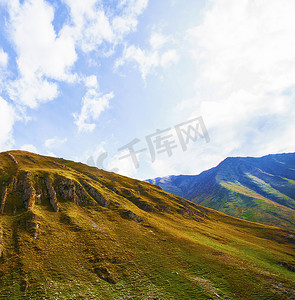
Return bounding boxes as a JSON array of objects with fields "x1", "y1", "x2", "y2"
[
  {"x1": 121, "y1": 210, "x2": 142, "y2": 222},
  {"x1": 56, "y1": 178, "x2": 78, "y2": 204},
  {"x1": 112, "y1": 187, "x2": 154, "y2": 212},
  {"x1": 0, "y1": 187, "x2": 7, "y2": 213},
  {"x1": 25, "y1": 212, "x2": 41, "y2": 239},
  {"x1": 30, "y1": 221, "x2": 40, "y2": 239},
  {"x1": 80, "y1": 180, "x2": 110, "y2": 207},
  {"x1": 56, "y1": 178, "x2": 95, "y2": 206},
  {"x1": 0, "y1": 226, "x2": 4, "y2": 259},
  {"x1": 11, "y1": 176, "x2": 17, "y2": 192},
  {"x1": 133, "y1": 198, "x2": 154, "y2": 212},
  {"x1": 44, "y1": 177, "x2": 59, "y2": 212},
  {"x1": 7, "y1": 153, "x2": 18, "y2": 165},
  {"x1": 17, "y1": 173, "x2": 36, "y2": 210},
  {"x1": 24, "y1": 174, "x2": 36, "y2": 210}
]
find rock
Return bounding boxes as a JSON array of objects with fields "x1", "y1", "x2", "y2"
[
  {"x1": 26, "y1": 213, "x2": 41, "y2": 239},
  {"x1": 21, "y1": 278, "x2": 29, "y2": 292},
  {"x1": 121, "y1": 210, "x2": 142, "y2": 222},
  {"x1": 7, "y1": 153, "x2": 18, "y2": 165},
  {"x1": 155, "y1": 204, "x2": 170, "y2": 212},
  {"x1": 44, "y1": 177, "x2": 59, "y2": 212},
  {"x1": 0, "y1": 227, "x2": 4, "y2": 259},
  {"x1": 278, "y1": 262, "x2": 295, "y2": 272},
  {"x1": 136, "y1": 200, "x2": 154, "y2": 212},
  {"x1": 16, "y1": 173, "x2": 36, "y2": 210},
  {"x1": 94, "y1": 267, "x2": 115, "y2": 284},
  {"x1": 80, "y1": 180, "x2": 110, "y2": 207},
  {"x1": 56, "y1": 178, "x2": 94, "y2": 206},
  {"x1": 0, "y1": 186, "x2": 7, "y2": 213}
]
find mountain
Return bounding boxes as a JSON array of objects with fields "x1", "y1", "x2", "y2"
[
  {"x1": 0, "y1": 151, "x2": 295, "y2": 299},
  {"x1": 147, "y1": 153, "x2": 295, "y2": 229}
]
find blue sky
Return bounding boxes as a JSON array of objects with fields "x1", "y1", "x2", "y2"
[{"x1": 0, "y1": 0, "x2": 295, "y2": 180}]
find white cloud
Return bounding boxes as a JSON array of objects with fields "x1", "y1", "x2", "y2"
[
  {"x1": 4, "y1": 0, "x2": 148, "y2": 110},
  {"x1": 63, "y1": 0, "x2": 114, "y2": 53},
  {"x1": 74, "y1": 90, "x2": 114, "y2": 132},
  {"x1": 46, "y1": 151, "x2": 56, "y2": 157},
  {"x1": 8, "y1": 76, "x2": 59, "y2": 109},
  {"x1": 107, "y1": 149, "x2": 138, "y2": 178},
  {"x1": 44, "y1": 137, "x2": 67, "y2": 149},
  {"x1": 179, "y1": 0, "x2": 295, "y2": 161},
  {"x1": 0, "y1": 48, "x2": 8, "y2": 68},
  {"x1": 150, "y1": 158, "x2": 178, "y2": 178},
  {"x1": 20, "y1": 144, "x2": 38, "y2": 153},
  {"x1": 5, "y1": 0, "x2": 77, "y2": 108},
  {"x1": 160, "y1": 49, "x2": 179, "y2": 67},
  {"x1": 0, "y1": 97, "x2": 15, "y2": 151},
  {"x1": 0, "y1": 48, "x2": 9, "y2": 93},
  {"x1": 1, "y1": 0, "x2": 149, "y2": 136},
  {"x1": 150, "y1": 32, "x2": 168, "y2": 50},
  {"x1": 85, "y1": 75, "x2": 98, "y2": 88},
  {"x1": 112, "y1": 0, "x2": 148, "y2": 37},
  {"x1": 9, "y1": 0, "x2": 77, "y2": 81},
  {"x1": 115, "y1": 32, "x2": 179, "y2": 79},
  {"x1": 188, "y1": 0, "x2": 295, "y2": 95},
  {"x1": 64, "y1": 0, "x2": 148, "y2": 53},
  {"x1": 115, "y1": 44, "x2": 159, "y2": 79}
]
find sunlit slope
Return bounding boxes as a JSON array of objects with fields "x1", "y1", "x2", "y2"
[
  {"x1": 147, "y1": 153, "x2": 295, "y2": 229},
  {"x1": 0, "y1": 151, "x2": 294, "y2": 299}
]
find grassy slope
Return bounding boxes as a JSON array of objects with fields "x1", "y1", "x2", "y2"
[{"x1": 0, "y1": 151, "x2": 294, "y2": 299}]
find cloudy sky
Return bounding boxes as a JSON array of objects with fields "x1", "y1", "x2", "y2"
[{"x1": 0, "y1": 0, "x2": 294, "y2": 179}]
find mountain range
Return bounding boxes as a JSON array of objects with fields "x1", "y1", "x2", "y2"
[
  {"x1": 0, "y1": 151, "x2": 294, "y2": 299},
  {"x1": 147, "y1": 153, "x2": 295, "y2": 229}
]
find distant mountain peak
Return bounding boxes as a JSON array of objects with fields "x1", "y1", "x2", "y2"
[{"x1": 147, "y1": 152, "x2": 295, "y2": 229}]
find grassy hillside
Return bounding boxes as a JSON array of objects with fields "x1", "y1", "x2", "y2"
[
  {"x1": 147, "y1": 153, "x2": 295, "y2": 229},
  {"x1": 0, "y1": 151, "x2": 294, "y2": 299}
]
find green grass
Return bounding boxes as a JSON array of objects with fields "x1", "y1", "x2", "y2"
[{"x1": 0, "y1": 150, "x2": 294, "y2": 299}]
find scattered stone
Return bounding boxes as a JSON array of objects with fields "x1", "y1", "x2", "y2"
[{"x1": 94, "y1": 267, "x2": 115, "y2": 284}]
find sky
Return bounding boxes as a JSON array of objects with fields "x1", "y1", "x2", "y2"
[{"x1": 0, "y1": 0, "x2": 295, "y2": 180}]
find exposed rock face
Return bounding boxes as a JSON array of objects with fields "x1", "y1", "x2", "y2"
[
  {"x1": 0, "y1": 226, "x2": 4, "y2": 258},
  {"x1": 17, "y1": 173, "x2": 36, "y2": 210},
  {"x1": 25, "y1": 212, "x2": 41, "y2": 239},
  {"x1": 44, "y1": 177, "x2": 59, "y2": 212},
  {"x1": 56, "y1": 178, "x2": 94, "y2": 206},
  {"x1": 136, "y1": 200, "x2": 154, "y2": 212},
  {"x1": 0, "y1": 187, "x2": 7, "y2": 213},
  {"x1": 112, "y1": 187, "x2": 154, "y2": 212},
  {"x1": 30, "y1": 220, "x2": 40, "y2": 239},
  {"x1": 56, "y1": 178, "x2": 79, "y2": 204},
  {"x1": 121, "y1": 210, "x2": 142, "y2": 222},
  {"x1": 7, "y1": 153, "x2": 18, "y2": 165},
  {"x1": 80, "y1": 180, "x2": 110, "y2": 207}
]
